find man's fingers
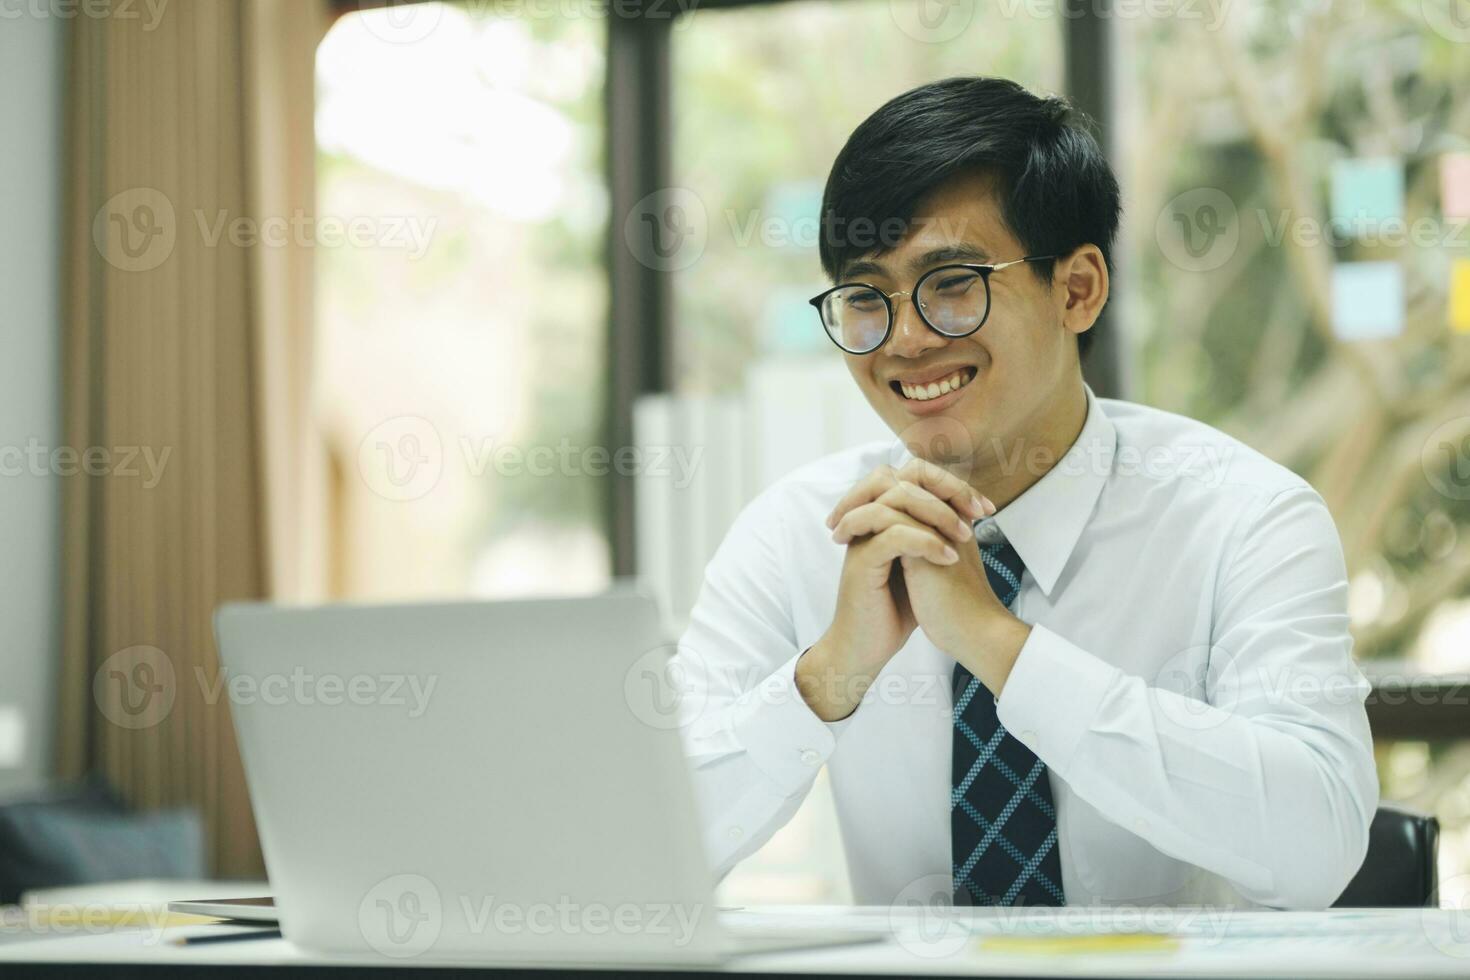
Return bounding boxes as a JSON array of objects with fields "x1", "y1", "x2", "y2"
[
  {"x1": 898, "y1": 457, "x2": 994, "y2": 521},
  {"x1": 825, "y1": 460, "x2": 995, "y2": 530},
  {"x1": 825, "y1": 465, "x2": 899, "y2": 529},
  {"x1": 832, "y1": 502, "x2": 913, "y2": 545},
  {"x1": 867, "y1": 524, "x2": 959, "y2": 566},
  {"x1": 881, "y1": 481, "x2": 974, "y2": 543},
  {"x1": 832, "y1": 483, "x2": 972, "y2": 545}
]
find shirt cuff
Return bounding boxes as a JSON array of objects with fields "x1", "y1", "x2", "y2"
[
  {"x1": 995, "y1": 623, "x2": 1120, "y2": 778},
  {"x1": 729, "y1": 650, "x2": 848, "y2": 797}
]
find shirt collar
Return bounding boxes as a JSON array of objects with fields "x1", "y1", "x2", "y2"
[{"x1": 990, "y1": 384, "x2": 1116, "y2": 597}]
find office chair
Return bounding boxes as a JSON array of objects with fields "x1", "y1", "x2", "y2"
[{"x1": 1332, "y1": 802, "x2": 1439, "y2": 907}]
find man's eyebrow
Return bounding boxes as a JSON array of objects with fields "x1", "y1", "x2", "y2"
[
  {"x1": 838, "y1": 257, "x2": 888, "y2": 282},
  {"x1": 836, "y1": 244, "x2": 994, "y2": 283},
  {"x1": 907, "y1": 244, "x2": 992, "y2": 271}
]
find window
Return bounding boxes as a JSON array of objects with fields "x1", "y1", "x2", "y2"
[
  {"x1": 669, "y1": 0, "x2": 1064, "y2": 902},
  {"x1": 1121, "y1": 0, "x2": 1470, "y2": 904},
  {"x1": 672, "y1": 0, "x2": 1064, "y2": 395},
  {"x1": 317, "y1": 3, "x2": 609, "y2": 600}
]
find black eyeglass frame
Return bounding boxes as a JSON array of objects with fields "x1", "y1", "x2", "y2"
[{"x1": 807, "y1": 254, "x2": 1059, "y2": 355}]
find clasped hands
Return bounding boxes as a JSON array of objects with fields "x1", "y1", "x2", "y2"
[{"x1": 796, "y1": 458, "x2": 1032, "y2": 722}]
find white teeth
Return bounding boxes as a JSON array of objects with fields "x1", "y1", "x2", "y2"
[{"x1": 898, "y1": 369, "x2": 974, "y2": 402}]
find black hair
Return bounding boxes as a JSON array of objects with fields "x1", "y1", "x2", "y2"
[{"x1": 818, "y1": 76, "x2": 1121, "y2": 357}]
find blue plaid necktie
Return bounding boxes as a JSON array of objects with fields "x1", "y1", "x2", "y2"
[{"x1": 951, "y1": 537, "x2": 1065, "y2": 906}]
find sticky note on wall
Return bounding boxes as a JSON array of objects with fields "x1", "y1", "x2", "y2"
[
  {"x1": 1331, "y1": 262, "x2": 1404, "y2": 341},
  {"x1": 1451, "y1": 259, "x2": 1470, "y2": 334},
  {"x1": 1442, "y1": 153, "x2": 1470, "y2": 221},
  {"x1": 1330, "y1": 158, "x2": 1404, "y2": 233}
]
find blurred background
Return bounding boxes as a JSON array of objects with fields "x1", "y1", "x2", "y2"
[{"x1": 2, "y1": 0, "x2": 1470, "y2": 909}]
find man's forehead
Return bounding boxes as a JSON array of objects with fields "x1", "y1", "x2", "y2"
[
  {"x1": 838, "y1": 179, "x2": 1011, "y2": 280},
  {"x1": 841, "y1": 236, "x2": 998, "y2": 281}
]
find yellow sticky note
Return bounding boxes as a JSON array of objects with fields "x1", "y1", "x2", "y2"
[
  {"x1": 978, "y1": 932, "x2": 1180, "y2": 955},
  {"x1": 1451, "y1": 258, "x2": 1470, "y2": 334}
]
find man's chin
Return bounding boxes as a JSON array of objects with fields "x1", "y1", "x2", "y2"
[{"x1": 883, "y1": 413, "x2": 985, "y2": 473}]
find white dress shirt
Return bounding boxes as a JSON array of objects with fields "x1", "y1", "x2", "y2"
[{"x1": 672, "y1": 386, "x2": 1378, "y2": 909}]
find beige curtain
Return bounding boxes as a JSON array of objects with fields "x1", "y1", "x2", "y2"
[{"x1": 58, "y1": 0, "x2": 331, "y2": 877}]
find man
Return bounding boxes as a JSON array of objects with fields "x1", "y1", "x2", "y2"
[{"x1": 672, "y1": 77, "x2": 1377, "y2": 909}]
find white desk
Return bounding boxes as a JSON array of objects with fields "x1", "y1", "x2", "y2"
[{"x1": 1, "y1": 905, "x2": 1468, "y2": 977}]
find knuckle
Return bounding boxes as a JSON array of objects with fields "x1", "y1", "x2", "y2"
[{"x1": 884, "y1": 481, "x2": 917, "y2": 506}]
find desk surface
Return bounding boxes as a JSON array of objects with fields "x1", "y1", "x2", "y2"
[{"x1": 2, "y1": 905, "x2": 1468, "y2": 979}]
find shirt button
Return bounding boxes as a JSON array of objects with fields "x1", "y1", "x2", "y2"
[
  {"x1": 976, "y1": 522, "x2": 1003, "y2": 545},
  {"x1": 727, "y1": 826, "x2": 744, "y2": 840},
  {"x1": 798, "y1": 748, "x2": 821, "y2": 766}
]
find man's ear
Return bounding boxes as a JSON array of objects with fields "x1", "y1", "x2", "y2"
[{"x1": 1055, "y1": 245, "x2": 1109, "y2": 339}]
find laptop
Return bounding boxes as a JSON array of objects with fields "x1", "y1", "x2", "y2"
[{"x1": 205, "y1": 593, "x2": 874, "y2": 964}]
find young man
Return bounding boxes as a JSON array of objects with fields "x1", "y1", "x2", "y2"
[{"x1": 672, "y1": 77, "x2": 1377, "y2": 909}]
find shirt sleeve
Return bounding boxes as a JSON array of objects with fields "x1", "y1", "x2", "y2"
[
  {"x1": 671, "y1": 485, "x2": 852, "y2": 879},
  {"x1": 995, "y1": 485, "x2": 1379, "y2": 909}
]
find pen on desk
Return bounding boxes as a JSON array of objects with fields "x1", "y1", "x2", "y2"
[{"x1": 173, "y1": 928, "x2": 283, "y2": 947}]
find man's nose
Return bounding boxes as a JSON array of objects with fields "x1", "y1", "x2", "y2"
[{"x1": 887, "y1": 293, "x2": 947, "y2": 358}]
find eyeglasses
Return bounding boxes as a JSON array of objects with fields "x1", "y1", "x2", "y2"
[{"x1": 808, "y1": 254, "x2": 1057, "y2": 355}]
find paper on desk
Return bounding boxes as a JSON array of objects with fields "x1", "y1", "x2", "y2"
[
  {"x1": 978, "y1": 933, "x2": 1180, "y2": 955},
  {"x1": 3, "y1": 879, "x2": 272, "y2": 946}
]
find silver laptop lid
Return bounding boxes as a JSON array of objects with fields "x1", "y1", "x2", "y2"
[{"x1": 214, "y1": 593, "x2": 720, "y2": 964}]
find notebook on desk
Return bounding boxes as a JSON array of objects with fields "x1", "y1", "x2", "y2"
[{"x1": 168, "y1": 897, "x2": 276, "y2": 924}]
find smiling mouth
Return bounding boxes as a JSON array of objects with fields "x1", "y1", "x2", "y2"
[{"x1": 889, "y1": 366, "x2": 978, "y2": 402}]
